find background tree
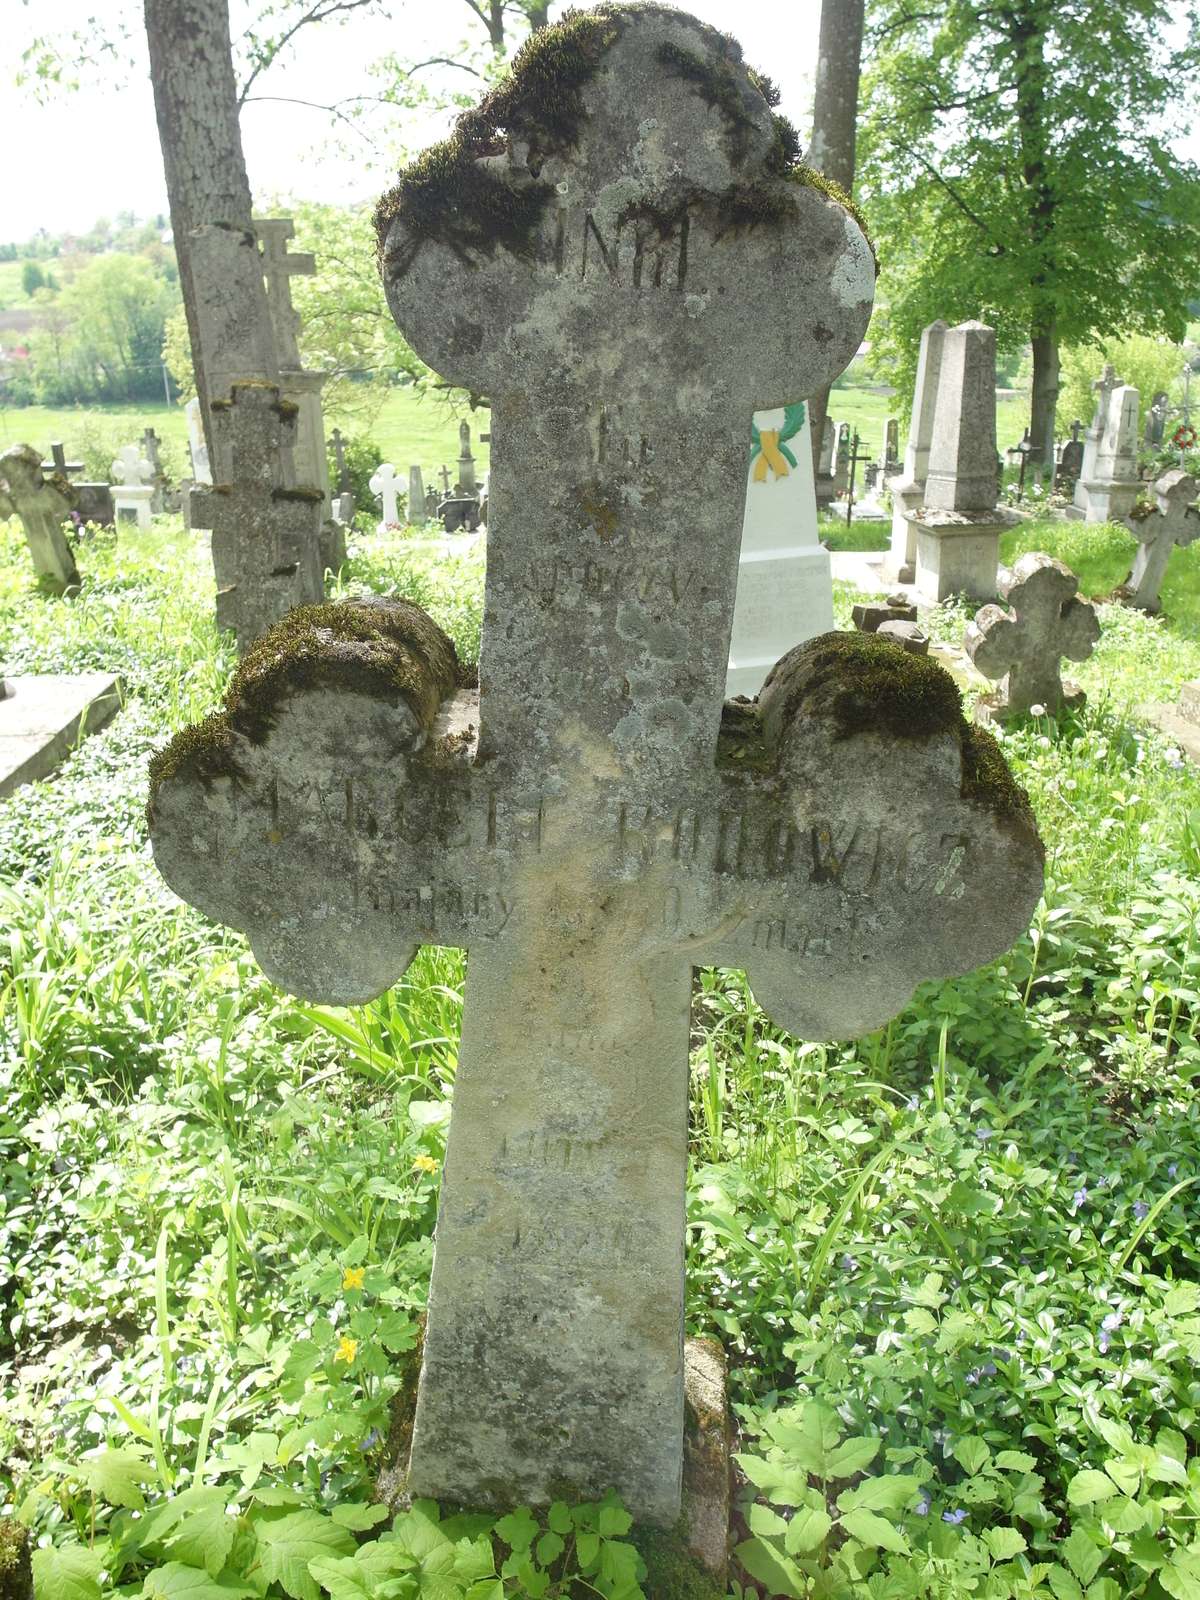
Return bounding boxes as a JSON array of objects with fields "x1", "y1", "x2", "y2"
[
  {"x1": 806, "y1": 0, "x2": 865, "y2": 472},
  {"x1": 859, "y1": 0, "x2": 1200, "y2": 466}
]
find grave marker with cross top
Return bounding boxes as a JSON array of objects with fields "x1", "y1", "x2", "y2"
[
  {"x1": 965, "y1": 553, "x2": 1100, "y2": 721},
  {"x1": 147, "y1": 6, "x2": 1045, "y2": 1524}
]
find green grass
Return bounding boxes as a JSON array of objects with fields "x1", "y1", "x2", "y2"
[
  {"x1": 828, "y1": 383, "x2": 1027, "y2": 458},
  {"x1": 4, "y1": 517, "x2": 1200, "y2": 1597},
  {"x1": 0, "y1": 387, "x2": 489, "y2": 486}
]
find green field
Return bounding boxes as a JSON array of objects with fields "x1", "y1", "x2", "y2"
[{"x1": 0, "y1": 383, "x2": 1035, "y2": 485}]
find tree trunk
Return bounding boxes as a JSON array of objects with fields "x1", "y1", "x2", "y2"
[
  {"x1": 1010, "y1": 0, "x2": 1057, "y2": 468},
  {"x1": 807, "y1": 0, "x2": 865, "y2": 474},
  {"x1": 1029, "y1": 323, "x2": 1060, "y2": 472},
  {"x1": 144, "y1": 0, "x2": 279, "y2": 472},
  {"x1": 523, "y1": 0, "x2": 551, "y2": 30}
]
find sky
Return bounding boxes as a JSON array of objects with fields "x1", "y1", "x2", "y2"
[{"x1": 2, "y1": 0, "x2": 824, "y2": 241}]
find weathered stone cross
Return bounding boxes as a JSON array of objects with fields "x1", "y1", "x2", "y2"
[
  {"x1": 148, "y1": 7, "x2": 1044, "y2": 1526},
  {"x1": 0, "y1": 443, "x2": 79, "y2": 589},
  {"x1": 1123, "y1": 469, "x2": 1200, "y2": 613},
  {"x1": 965, "y1": 553, "x2": 1100, "y2": 720}
]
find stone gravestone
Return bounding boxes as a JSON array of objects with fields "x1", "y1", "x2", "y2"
[
  {"x1": 256, "y1": 218, "x2": 345, "y2": 573},
  {"x1": 909, "y1": 320, "x2": 1015, "y2": 602},
  {"x1": 456, "y1": 421, "x2": 477, "y2": 496},
  {"x1": 1072, "y1": 363, "x2": 1120, "y2": 518},
  {"x1": 965, "y1": 554, "x2": 1100, "y2": 722},
  {"x1": 148, "y1": 7, "x2": 1043, "y2": 1528},
  {"x1": 43, "y1": 440, "x2": 113, "y2": 528},
  {"x1": 883, "y1": 416, "x2": 899, "y2": 474},
  {"x1": 885, "y1": 319, "x2": 947, "y2": 584},
  {"x1": 190, "y1": 384, "x2": 325, "y2": 651},
  {"x1": 142, "y1": 427, "x2": 171, "y2": 513},
  {"x1": 408, "y1": 466, "x2": 426, "y2": 526},
  {"x1": 369, "y1": 462, "x2": 400, "y2": 527},
  {"x1": 1076, "y1": 382, "x2": 1141, "y2": 524},
  {"x1": 832, "y1": 420, "x2": 851, "y2": 498},
  {"x1": 1145, "y1": 391, "x2": 1170, "y2": 449},
  {"x1": 0, "y1": 444, "x2": 80, "y2": 587},
  {"x1": 1122, "y1": 469, "x2": 1200, "y2": 612},
  {"x1": 1055, "y1": 421, "x2": 1084, "y2": 496},
  {"x1": 186, "y1": 397, "x2": 213, "y2": 485},
  {"x1": 727, "y1": 403, "x2": 832, "y2": 698},
  {"x1": 111, "y1": 444, "x2": 156, "y2": 530},
  {"x1": 424, "y1": 484, "x2": 440, "y2": 520},
  {"x1": 814, "y1": 414, "x2": 837, "y2": 512}
]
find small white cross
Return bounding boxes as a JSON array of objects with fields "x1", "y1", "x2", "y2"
[{"x1": 369, "y1": 462, "x2": 400, "y2": 525}]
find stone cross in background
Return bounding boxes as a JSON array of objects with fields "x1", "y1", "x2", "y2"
[
  {"x1": 908, "y1": 320, "x2": 1015, "y2": 602},
  {"x1": 1145, "y1": 391, "x2": 1171, "y2": 449},
  {"x1": 1123, "y1": 469, "x2": 1200, "y2": 612},
  {"x1": 1073, "y1": 363, "x2": 1122, "y2": 518},
  {"x1": 883, "y1": 416, "x2": 900, "y2": 473},
  {"x1": 149, "y1": 6, "x2": 1043, "y2": 1530},
  {"x1": 727, "y1": 403, "x2": 832, "y2": 697},
  {"x1": 0, "y1": 444, "x2": 79, "y2": 588},
  {"x1": 424, "y1": 484, "x2": 439, "y2": 520},
  {"x1": 330, "y1": 428, "x2": 351, "y2": 493},
  {"x1": 256, "y1": 217, "x2": 342, "y2": 572},
  {"x1": 369, "y1": 462, "x2": 400, "y2": 526},
  {"x1": 111, "y1": 444, "x2": 157, "y2": 530},
  {"x1": 141, "y1": 427, "x2": 170, "y2": 513},
  {"x1": 965, "y1": 553, "x2": 1100, "y2": 720},
  {"x1": 408, "y1": 465, "x2": 425, "y2": 524},
  {"x1": 190, "y1": 384, "x2": 324, "y2": 649},
  {"x1": 41, "y1": 441, "x2": 114, "y2": 528},
  {"x1": 1076, "y1": 381, "x2": 1141, "y2": 524},
  {"x1": 885, "y1": 319, "x2": 947, "y2": 583},
  {"x1": 41, "y1": 442, "x2": 83, "y2": 481}
]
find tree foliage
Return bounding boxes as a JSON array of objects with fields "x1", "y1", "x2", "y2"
[{"x1": 859, "y1": 0, "x2": 1200, "y2": 440}]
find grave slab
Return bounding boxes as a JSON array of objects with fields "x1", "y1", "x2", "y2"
[{"x1": 0, "y1": 674, "x2": 122, "y2": 799}]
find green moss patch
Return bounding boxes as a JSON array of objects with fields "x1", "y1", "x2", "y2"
[
  {"x1": 374, "y1": 2, "x2": 868, "y2": 273},
  {"x1": 0, "y1": 1519, "x2": 31, "y2": 1600},
  {"x1": 632, "y1": 1521, "x2": 722, "y2": 1600},
  {"x1": 774, "y1": 631, "x2": 963, "y2": 742},
  {"x1": 961, "y1": 721, "x2": 1044, "y2": 854},
  {"x1": 147, "y1": 600, "x2": 459, "y2": 807}
]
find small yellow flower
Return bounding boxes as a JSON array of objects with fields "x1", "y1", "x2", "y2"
[
  {"x1": 341, "y1": 1267, "x2": 366, "y2": 1292},
  {"x1": 334, "y1": 1334, "x2": 359, "y2": 1364},
  {"x1": 412, "y1": 1154, "x2": 440, "y2": 1174}
]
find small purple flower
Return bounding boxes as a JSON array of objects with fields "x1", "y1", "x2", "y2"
[
  {"x1": 1072, "y1": 1187, "x2": 1088, "y2": 1212},
  {"x1": 1102, "y1": 1312, "x2": 1122, "y2": 1332},
  {"x1": 982, "y1": 1361, "x2": 997, "y2": 1376},
  {"x1": 942, "y1": 1508, "x2": 967, "y2": 1525},
  {"x1": 1096, "y1": 1175, "x2": 1108, "y2": 1189},
  {"x1": 841, "y1": 1254, "x2": 859, "y2": 1273},
  {"x1": 975, "y1": 1127, "x2": 994, "y2": 1142},
  {"x1": 907, "y1": 1094, "x2": 920, "y2": 1112},
  {"x1": 914, "y1": 1495, "x2": 931, "y2": 1517},
  {"x1": 1133, "y1": 1200, "x2": 1150, "y2": 1221},
  {"x1": 1168, "y1": 1164, "x2": 1178, "y2": 1178}
]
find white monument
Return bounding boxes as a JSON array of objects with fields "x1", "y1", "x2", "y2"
[
  {"x1": 369, "y1": 462, "x2": 400, "y2": 528},
  {"x1": 186, "y1": 398, "x2": 212, "y2": 485},
  {"x1": 885, "y1": 319, "x2": 947, "y2": 582},
  {"x1": 727, "y1": 402, "x2": 833, "y2": 698},
  {"x1": 1076, "y1": 382, "x2": 1142, "y2": 523},
  {"x1": 111, "y1": 444, "x2": 156, "y2": 530}
]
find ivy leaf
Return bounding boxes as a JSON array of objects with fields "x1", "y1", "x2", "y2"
[
  {"x1": 733, "y1": 1538, "x2": 807, "y2": 1600},
  {"x1": 783, "y1": 1505, "x2": 833, "y2": 1556},
  {"x1": 256, "y1": 1511, "x2": 356, "y2": 1600},
  {"x1": 825, "y1": 1437, "x2": 881, "y2": 1478},
  {"x1": 78, "y1": 1446, "x2": 157, "y2": 1510},
  {"x1": 330, "y1": 1505, "x2": 389, "y2": 1532},
  {"x1": 1067, "y1": 1471, "x2": 1118, "y2": 1506},
  {"x1": 494, "y1": 1507, "x2": 538, "y2": 1553},
  {"x1": 838, "y1": 1508, "x2": 910, "y2": 1554},
  {"x1": 142, "y1": 1563, "x2": 256, "y2": 1600},
  {"x1": 984, "y1": 1528, "x2": 1028, "y2": 1562},
  {"x1": 1062, "y1": 1528, "x2": 1105, "y2": 1587},
  {"x1": 30, "y1": 1546, "x2": 103, "y2": 1600},
  {"x1": 305, "y1": 1556, "x2": 372, "y2": 1600}
]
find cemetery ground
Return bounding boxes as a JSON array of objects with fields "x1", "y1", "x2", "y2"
[{"x1": 3, "y1": 516, "x2": 1200, "y2": 1599}]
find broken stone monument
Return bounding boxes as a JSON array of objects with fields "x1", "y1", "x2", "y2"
[
  {"x1": 1055, "y1": 421, "x2": 1084, "y2": 496},
  {"x1": 909, "y1": 321, "x2": 1016, "y2": 603},
  {"x1": 148, "y1": 6, "x2": 1043, "y2": 1536},
  {"x1": 1076, "y1": 381, "x2": 1141, "y2": 524},
  {"x1": 727, "y1": 402, "x2": 833, "y2": 698},
  {"x1": 370, "y1": 462, "x2": 400, "y2": 528},
  {"x1": 885, "y1": 319, "x2": 946, "y2": 584},
  {"x1": 42, "y1": 441, "x2": 113, "y2": 527},
  {"x1": 1121, "y1": 469, "x2": 1200, "y2": 612},
  {"x1": 112, "y1": 444, "x2": 156, "y2": 530},
  {"x1": 965, "y1": 553, "x2": 1100, "y2": 721},
  {"x1": 190, "y1": 383, "x2": 325, "y2": 651},
  {"x1": 408, "y1": 465, "x2": 426, "y2": 525},
  {"x1": 0, "y1": 444, "x2": 80, "y2": 588},
  {"x1": 852, "y1": 595, "x2": 917, "y2": 633}
]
